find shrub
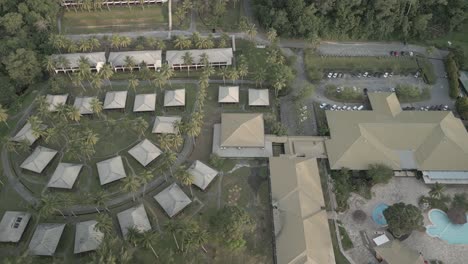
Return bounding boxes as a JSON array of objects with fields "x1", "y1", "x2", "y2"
[
  {"x1": 325, "y1": 85, "x2": 364, "y2": 102},
  {"x1": 455, "y1": 97, "x2": 468, "y2": 120},
  {"x1": 445, "y1": 53, "x2": 460, "y2": 98},
  {"x1": 367, "y1": 163, "x2": 393, "y2": 185},
  {"x1": 383, "y1": 203, "x2": 424, "y2": 238},
  {"x1": 395, "y1": 84, "x2": 431, "y2": 102},
  {"x1": 418, "y1": 57, "x2": 437, "y2": 84}
]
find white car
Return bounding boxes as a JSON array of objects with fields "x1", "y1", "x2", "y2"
[
  {"x1": 390, "y1": 87, "x2": 395, "y2": 92},
  {"x1": 389, "y1": 72, "x2": 394, "y2": 77},
  {"x1": 363, "y1": 72, "x2": 368, "y2": 77},
  {"x1": 319, "y1": 103, "x2": 328, "y2": 109},
  {"x1": 331, "y1": 105, "x2": 337, "y2": 110},
  {"x1": 327, "y1": 72, "x2": 333, "y2": 78},
  {"x1": 352, "y1": 106, "x2": 358, "y2": 110},
  {"x1": 357, "y1": 105, "x2": 364, "y2": 110},
  {"x1": 333, "y1": 72, "x2": 338, "y2": 78},
  {"x1": 383, "y1": 72, "x2": 389, "y2": 78},
  {"x1": 337, "y1": 106, "x2": 342, "y2": 110},
  {"x1": 357, "y1": 73, "x2": 362, "y2": 78}
]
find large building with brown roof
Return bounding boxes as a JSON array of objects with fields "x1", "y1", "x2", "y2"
[
  {"x1": 269, "y1": 156, "x2": 335, "y2": 264},
  {"x1": 325, "y1": 93, "x2": 468, "y2": 183}
]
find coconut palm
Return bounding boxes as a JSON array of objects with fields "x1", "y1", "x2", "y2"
[
  {"x1": 37, "y1": 193, "x2": 68, "y2": 219},
  {"x1": 169, "y1": 133, "x2": 183, "y2": 150},
  {"x1": 132, "y1": 117, "x2": 149, "y2": 137},
  {"x1": 155, "y1": 39, "x2": 166, "y2": 50},
  {"x1": 122, "y1": 176, "x2": 142, "y2": 201},
  {"x1": 139, "y1": 170, "x2": 154, "y2": 195},
  {"x1": 237, "y1": 60, "x2": 248, "y2": 86},
  {"x1": 90, "y1": 97, "x2": 103, "y2": 117},
  {"x1": 254, "y1": 68, "x2": 266, "y2": 88},
  {"x1": 128, "y1": 75, "x2": 139, "y2": 92},
  {"x1": 273, "y1": 76, "x2": 286, "y2": 97},
  {"x1": 67, "y1": 106, "x2": 82, "y2": 123},
  {"x1": 175, "y1": 166, "x2": 194, "y2": 196},
  {"x1": 0, "y1": 105, "x2": 9, "y2": 127},
  {"x1": 144, "y1": 36, "x2": 156, "y2": 48},
  {"x1": 56, "y1": 56, "x2": 70, "y2": 72},
  {"x1": 174, "y1": 35, "x2": 186, "y2": 50},
  {"x1": 68, "y1": 42, "x2": 78, "y2": 53},
  {"x1": 88, "y1": 37, "x2": 101, "y2": 51},
  {"x1": 185, "y1": 121, "x2": 201, "y2": 145},
  {"x1": 126, "y1": 227, "x2": 142, "y2": 247},
  {"x1": 246, "y1": 22, "x2": 257, "y2": 41},
  {"x1": 191, "y1": 32, "x2": 201, "y2": 46},
  {"x1": 121, "y1": 36, "x2": 132, "y2": 48},
  {"x1": 429, "y1": 182, "x2": 445, "y2": 199},
  {"x1": 151, "y1": 72, "x2": 166, "y2": 93},
  {"x1": 88, "y1": 190, "x2": 110, "y2": 213},
  {"x1": 138, "y1": 230, "x2": 159, "y2": 258},
  {"x1": 91, "y1": 73, "x2": 103, "y2": 91},
  {"x1": 2, "y1": 137, "x2": 17, "y2": 154},
  {"x1": 78, "y1": 38, "x2": 91, "y2": 52},
  {"x1": 182, "y1": 52, "x2": 193, "y2": 76},
  {"x1": 228, "y1": 68, "x2": 239, "y2": 84},
  {"x1": 124, "y1": 56, "x2": 137, "y2": 72},
  {"x1": 199, "y1": 53, "x2": 209, "y2": 67},
  {"x1": 267, "y1": 28, "x2": 278, "y2": 44},
  {"x1": 164, "y1": 220, "x2": 181, "y2": 250},
  {"x1": 161, "y1": 150, "x2": 177, "y2": 180},
  {"x1": 196, "y1": 38, "x2": 210, "y2": 49},
  {"x1": 99, "y1": 64, "x2": 114, "y2": 88},
  {"x1": 49, "y1": 34, "x2": 68, "y2": 53},
  {"x1": 55, "y1": 103, "x2": 69, "y2": 122},
  {"x1": 111, "y1": 35, "x2": 122, "y2": 50},
  {"x1": 160, "y1": 63, "x2": 174, "y2": 81},
  {"x1": 220, "y1": 67, "x2": 229, "y2": 84},
  {"x1": 188, "y1": 228, "x2": 208, "y2": 253},
  {"x1": 43, "y1": 56, "x2": 57, "y2": 74},
  {"x1": 95, "y1": 213, "x2": 114, "y2": 236}
]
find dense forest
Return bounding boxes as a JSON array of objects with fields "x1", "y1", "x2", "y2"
[
  {"x1": 253, "y1": 0, "x2": 468, "y2": 40},
  {"x1": 0, "y1": 0, "x2": 60, "y2": 105}
]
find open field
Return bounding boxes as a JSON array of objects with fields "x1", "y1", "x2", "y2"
[
  {"x1": 196, "y1": 2, "x2": 244, "y2": 32},
  {"x1": 61, "y1": 6, "x2": 168, "y2": 34}
]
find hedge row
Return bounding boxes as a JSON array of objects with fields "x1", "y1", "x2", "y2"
[{"x1": 445, "y1": 53, "x2": 460, "y2": 99}]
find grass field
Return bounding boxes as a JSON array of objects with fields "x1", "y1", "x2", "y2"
[
  {"x1": 196, "y1": 2, "x2": 244, "y2": 32},
  {"x1": 328, "y1": 220, "x2": 352, "y2": 264},
  {"x1": 61, "y1": 6, "x2": 168, "y2": 34}
]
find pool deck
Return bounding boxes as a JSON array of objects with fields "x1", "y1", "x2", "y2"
[{"x1": 338, "y1": 177, "x2": 468, "y2": 264}]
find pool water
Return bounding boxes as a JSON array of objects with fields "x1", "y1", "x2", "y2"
[
  {"x1": 427, "y1": 209, "x2": 468, "y2": 244},
  {"x1": 372, "y1": 203, "x2": 389, "y2": 226}
]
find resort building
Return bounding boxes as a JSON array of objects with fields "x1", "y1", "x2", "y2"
[
  {"x1": 74, "y1": 97, "x2": 97, "y2": 115},
  {"x1": 96, "y1": 156, "x2": 127, "y2": 185},
  {"x1": 325, "y1": 92, "x2": 468, "y2": 184},
  {"x1": 117, "y1": 204, "x2": 152, "y2": 237},
  {"x1": 248, "y1": 89, "x2": 270, "y2": 106},
  {"x1": 20, "y1": 146, "x2": 58, "y2": 174},
  {"x1": 0, "y1": 211, "x2": 31, "y2": 243},
  {"x1": 74, "y1": 220, "x2": 104, "y2": 254},
  {"x1": 187, "y1": 160, "x2": 218, "y2": 191},
  {"x1": 108, "y1": 50, "x2": 162, "y2": 71},
  {"x1": 212, "y1": 113, "x2": 273, "y2": 157},
  {"x1": 374, "y1": 240, "x2": 425, "y2": 264},
  {"x1": 12, "y1": 122, "x2": 47, "y2": 145},
  {"x1": 51, "y1": 52, "x2": 106, "y2": 73},
  {"x1": 154, "y1": 183, "x2": 192, "y2": 218},
  {"x1": 47, "y1": 163, "x2": 83, "y2": 189},
  {"x1": 218, "y1": 86, "x2": 239, "y2": 103},
  {"x1": 128, "y1": 139, "x2": 162, "y2": 167},
  {"x1": 46, "y1": 94, "x2": 69, "y2": 112},
  {"x1": 166, "y1": 48, "x2": 233, "y2": 70},
  {"x1": 28, "y1": 223, "x2": 65, "y2": 256},
  {"x1": 133, "y1": 93, "x2": 156, "y2": 112},
  {"x1": 103, "y1": 91, "x2": 128, "y2": 110},
  {"x1": 152, "y1": 116, "x2": 182, "y2": 134},
  {"x1": 164, "y1": 89, "x2": 185, "y2": 107}
]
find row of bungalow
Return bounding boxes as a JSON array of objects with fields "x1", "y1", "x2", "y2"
[{"x1": 51, "y1": 48, "x2": 234, "y2": 74}]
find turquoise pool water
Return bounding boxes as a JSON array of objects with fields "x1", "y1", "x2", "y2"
[
  {"x1": 427, "y1": 209, "x2": 468, "y2": 244},
  {"x1": 372, "y1": 203, "x2": 389, "y2": 226}
]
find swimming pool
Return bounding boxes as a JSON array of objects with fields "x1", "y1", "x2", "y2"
[
  {"x1": 427, "y1": 209, "x2": 468, "y2": 244},
  {"x1": 372, "y1": 203, "x2": 389, "y2": 226}
]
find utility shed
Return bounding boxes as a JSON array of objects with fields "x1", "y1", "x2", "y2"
[{"x1": 0, "y1": 211, "x2": 31, "y2": 243}]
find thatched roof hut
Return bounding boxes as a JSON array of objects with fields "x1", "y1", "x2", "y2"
[{"x1": 447, "y1": 207, "x2": 467, "y2": 225}]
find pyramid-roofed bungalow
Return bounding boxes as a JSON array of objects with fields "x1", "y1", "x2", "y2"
[
  {"x1": 20, "y1": 146, "x2": 58, "y2": 173},
  {"x1": 128, "y1": 139, "x2": 162, "y2": 166},
  {"x1": 218, "y1": 86, "x2": 239, "y2": 103},
  {"x1": 188, "y1": 160, "x2": 218, "y2": 190},
  {"x1": 248, "y1": 89, "x2": 270, "y2": 106},
  {"x1": 117, "y1": 204, "x2": 152, "y2": 237},
  {"x1": 12, "y1": 122, "x2": 47, "y2": 145},
  {"x1": 28, "y1": 223, "x2": 65, "y2": 256},
  {"x1": 74, "y1": 97, "x2": 97, "y2": 115},
  {"x1": 220, "y1": 113, "x2": 265, "y2": 148},
  {"x1": 0, "y1": 211, "x2": 31, "y2": 243},
  {"x1": 152, "y1": 116, "x2": 182, "y2": 134},
  {"x1": 47, "y1": 163, "x2": 83, "y2": 189},
  {"x1": 96, "y1": 156, "x2": 127, "y2": 185},
  {"x1": 74, "y1": 220, "x2": 104, "y2": 254},
  {"x1": 46, "y1": 94, "x2": 69, "y2": 112},
  {"x1": 103, "y1": 91, "x2": 128, "y2": 110},
  {"x1": 164, "y1": 89, "x2": 185, "y2": 107},
  {"x1": 154, "y1": 183, "x2": 192, "y2": 218},
  {"x1": 133, "y1": 93, "x2": 156, "y2": 112}
]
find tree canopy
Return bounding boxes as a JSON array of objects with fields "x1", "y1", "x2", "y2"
[
  {"x1": 367, "y1": 163, "x2": 393, "y2": 185},
  {"x1": 253, "y1": 0, "x2": 468, "y2": 40},
  {"x1": 383, "y1": 202, "x2": 423, "y2": 238}
]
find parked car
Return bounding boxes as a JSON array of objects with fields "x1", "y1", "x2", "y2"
[
  {"x1": 352, "y1": 106, "x2": 358, "y2": 110},
  {"x1": 409, "y1": 51, "x2": 414, "y2": 56},
  {"x1": 414, "y1": 72, "x2": 420, "y2": 78},
  {"x1": 319, "y1": 103, "x2": 328, "y2": 109},
  {"x1": 338, "y1": 73, "x2": 343, "y2": 78},
  {"x1": 331, "y1": 105, "x2": 337, "y2": 110},
  {"x1": 327, "y1": 72, "x2": 333, "y2": 78},
  {"x1": 357, "y1": 105, "x2": 364, "y2": 110},
  {"x1": 363, "y1": 72, "x2": 368, "y2": 77},
  {"x1": 389, "y1": 72, "x2": 394, "y2": 77},
  {"x1": 394, "y1": 51, "x2": 399, "y2": 56},
  {"x1": 383, "y1": 72, "x2": 389, "y2": 78},
  {"x1": 357, "y1": 73, "x2": 362, "y2": 78},
  {"x1": 333, "y1": 72, "x2": 338, "y2": 78}
]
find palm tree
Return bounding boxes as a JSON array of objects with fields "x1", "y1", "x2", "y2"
[
  {"x1": 138, "y1": 230, "x2": 159, "y2": 259},
  {"x1": 220, "y1": 67, "x2": 229, "y2": 84},
  {"x1": 429, "y1": 182, "x2": 445, "y2": 199},
  {"x1": 237, "y1": 60, "x2": 248, "y2": 86},
  {"x1": 0, "y1": 105, "x2": 9, "y2": 127},
  {"x1": 121, "y1": 36, "x2": 132, "y2": 48},
  {"x1": 91, "y1": 73, "x2": 103, "y2": 91},
  {"x1": 90, "y1": 97, "x2": 103, "y2": 117},
  {"x1": 124, "y1": 56, "x2": 137, "y2": 72},
  {"x1": 132, "y1": 117, "x2": 149, "y2": 137},
  {"x1": 273, "y1": 77, "x2": 286, "y2": 97},
  {"x1": 43, "y1": 56, "x2": 57, "y2": 74},
  {"x1": 160, "y1": 63, "x2": 174, "y2": 81},
  {"x1": 169, "y1": 133, "x2": 183, "y2": 151},
  {"x1": 126, "y1": 227, "x2": 142, "y2": 247},
  {"x1": 246, "y1": 22, "x2": 257, "y2": 41},
  {"x1": 78, "y1": 38, "x2": 91, "y2": 52},
  {"x1": 161, "y1": 150, "x2": 177, "y2": 180},
  {"x1": 68, "y1": 42, "x2": 78, "y2": 53},
  {"x1": 37, "y1": 193, "x2": 67, "y2": 219},
  {"x1": 191, "y1": 32, "x2": 201, "y2": 46},
  {"x1": 254, "y1": 69, "x2": 266, "y2": 88},
  {"x1": 88, "y1": 190, "x2": 110, "y2": 213},
  {"x1": 174, "y1": 35, "x2": 187, "y2": 50},
  {"x1": 185, "y1": 120, "x2": 201, "y2": 145},
  {"x1": 111, "y1": 34, "x2": 122, "y2": 50},
  {"x1": 228, "y1": 68, "x2": 239, "y2": 84},
  {"x1": 164, "y1": 221, "x2": 180, "y2": 250},
  {"x1": 67, "y1": 106, "x2": 82, "y2": 123},
  {"x1": 189, "y1": 229, "x2": 208, "y2": 253},
  {"x1": 2, "y1": 137, "x2": 17, "y2": 154},
  {"x1": 128, "y1": 75, "x2": 139, "y2": 93},
  {"x1": 122, "y1": 176, "x2": 142, "y2": 201},
  {"x1": 151, "y1": 72, "x2": 166, "y2": 93},
  {"x1": 139, "y1": 170, "x2": 154, "y2": 195},
  {"x1": 199, "y1": 53, "x2": 209, "y2": 67},
  {"x1": 175, "y1": 166, "x2": 194, "y2": 196},
  {"x1": 267, "y1": 28, "x2": 278, "y2": 44},
  {"x1": 155, "y1": 39, "x2": 166, "y2": 50},
  {"x1": 88, "y1": 37, "x2": 101, "y2": 51},
  {"x1": 99, "y1": 64, "x2": 114, "y2": 88},
  {"x1": 95, "y1": 213, "x2": 114, "y2": 236},
  {"x1": 182, "y1": 52, "x2": 193, "y2": 76},
  {"x1": 196, "y1": 38, "x2": 210, "y2": 49}
]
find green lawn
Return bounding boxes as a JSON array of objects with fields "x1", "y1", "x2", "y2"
[
  {"x1": 196, "y1": 2, "x2": 244, "y2": 32},
  {"x1": 61, "y1": 5, "x2": 168, "y2": 34},
  {"x1": 337, "y1": 221, "x2": 354, "y2": 251},
  {"x1": 328, "y1": 220, "x2": 352, "y2": 264}
]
